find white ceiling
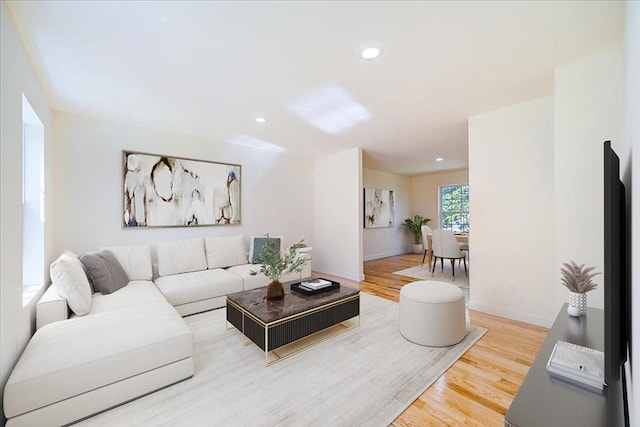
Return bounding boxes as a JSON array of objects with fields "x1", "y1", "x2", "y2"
[{"x1": 6, "y1": 1, "x2": 625, "y2": 175}]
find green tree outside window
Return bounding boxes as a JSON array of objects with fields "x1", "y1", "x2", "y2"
[{"x1": 439, "y1": 184, "x2": 469, "y2": 232}]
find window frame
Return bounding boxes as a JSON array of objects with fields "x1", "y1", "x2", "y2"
[
  {"x1": 438, "y1": 183, "x2": 469, "y2": 233},
  {"x1": 22, "y1": 93, "x2": 46, "y2": 306}
]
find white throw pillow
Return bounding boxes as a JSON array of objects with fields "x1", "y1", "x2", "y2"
[
  {"x1": 50, "y1": 250, "x2": 92, "y2": 316},
  {"x1": 157, "y1": 237, "x2": 208, "y2": 277},
  {"x1": 101, "y1": 245, "x2": 153, "y2": 281},
  {"x1": 204, "y1": 235, "x2": 248, "y2": 269}
]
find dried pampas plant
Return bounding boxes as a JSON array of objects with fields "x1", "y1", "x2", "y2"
[{"x1": 560, "y1": 261, "x2": 600, "y2": 293}]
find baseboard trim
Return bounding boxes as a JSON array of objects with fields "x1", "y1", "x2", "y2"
[
  {"x1": 312, "y1": 270, "x2": 362, "y2": 283},
  {"x1": 363, "y1": 250, "x2": 409, "y2": 262},
  {"x1": 468, "y1": 301, "x2": 554, "y2": 328}
]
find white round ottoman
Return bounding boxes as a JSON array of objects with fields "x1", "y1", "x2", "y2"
[{"x1": 399, "y1": 280, "x2": 466, "y2": 346}]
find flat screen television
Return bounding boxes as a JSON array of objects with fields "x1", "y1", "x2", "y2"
[{"x1": 603, "y1": 140, "x2": 627, "y2": 384}]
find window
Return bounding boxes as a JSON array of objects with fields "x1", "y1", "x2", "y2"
[
  {"x1": 22, "y1": 94, "x2": 45, "y2": 305},
  {"x1": 439, "y1": 184, "x2": 469, "y2": 232}
]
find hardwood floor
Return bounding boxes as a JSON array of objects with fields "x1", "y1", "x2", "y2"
[{"x1": 317, "y1": 253, "x2": 549, "y2": 426}]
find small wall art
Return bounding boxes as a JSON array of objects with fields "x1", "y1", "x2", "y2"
[
  {"x1": 123, "y1": 151, "x2": 241, "y2": 227},
  {"x1": 364, "y1": 188, "x2": 395, "y2": 228}
]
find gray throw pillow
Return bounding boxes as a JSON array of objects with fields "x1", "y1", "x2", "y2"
[
  {"x1": 79, "y1": 250, "x2": 129, "y2": 295},
  {"x1": 251, "y1": 237, "x2": 281, "y2": 264}
]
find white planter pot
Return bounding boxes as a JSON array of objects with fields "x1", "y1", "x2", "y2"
[
  {"x1": 567, "y1": 292, "x2": 587, "y2": 317},
  {"x1": 412, "y1": 244, "x2": 423, "y2": 255}
]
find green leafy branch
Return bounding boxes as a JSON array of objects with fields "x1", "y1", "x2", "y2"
[{"x1": 250, "y1": 235, "x2": 308, "y2": 282}]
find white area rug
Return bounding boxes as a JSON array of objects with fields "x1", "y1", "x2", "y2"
[
  {"x1": 393, "y1": 263, "x2": 469, "y2": 288},
  {"x1": 79, "y1": 293, "x2": 486, "y2": 426}
]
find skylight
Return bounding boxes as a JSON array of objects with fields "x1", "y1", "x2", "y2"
[{"x1": 287, "y1": 82, "x2": 371, "y2": 135}]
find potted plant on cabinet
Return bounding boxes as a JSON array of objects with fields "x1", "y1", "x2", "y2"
[
  {"x1": 560, "y1": 261, "x2": 599, "y2": 317},
  {"x1": 250, "y1": 235, "x2": 309, "y2": 300},
  {"x1": 403, "y1": 215, "x2": 431, "y2": 254}
]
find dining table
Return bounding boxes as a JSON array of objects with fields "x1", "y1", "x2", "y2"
[{"x1": 425, "y1": 233, "x2": 469, "y2": 269}]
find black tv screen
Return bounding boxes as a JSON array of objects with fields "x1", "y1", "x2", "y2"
[{"x1": 603, "y1": 140, "x2": 627, "y2": 383}]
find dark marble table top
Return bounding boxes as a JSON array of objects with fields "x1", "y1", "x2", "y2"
[{"x1": 227, "y1": 282, "x2": 359, "y2": 324}]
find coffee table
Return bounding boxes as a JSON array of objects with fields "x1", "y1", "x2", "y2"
[{"x1": 226, "y1": 282, "x2": 360, "y2": 366}]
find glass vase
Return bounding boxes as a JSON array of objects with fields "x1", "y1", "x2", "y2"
[{"x1": 267, "y1": 280, "x2": 284, "y2": 300}]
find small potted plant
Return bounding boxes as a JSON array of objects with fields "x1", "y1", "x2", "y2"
[
  {"x1": 250, "y1": 235, "x2": 309, "y2": 300},
  {"x1": 560, "y1": 261, "x2": 599, "y2": 317},
  {"x1": 402, "y1": 215, "x2": 431, "y2": 254}
]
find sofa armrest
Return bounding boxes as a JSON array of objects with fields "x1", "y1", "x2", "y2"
[
  {"x1": 298, "y1": 253, "x2": 312, "y2": 279},
  {"x1": 36, "y1": 285, "x2": 70, "y2": 330}
]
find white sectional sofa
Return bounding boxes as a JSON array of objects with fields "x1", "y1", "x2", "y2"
[
  {"x1": 153, "y1": 235, "x2": 310, "y2": 316},
  {"x1": 3, "y1": 235, "x2": 311, "y2": 426},
  {"x1": 4, "y1": 245, "x2": 194, "y2": 427}
]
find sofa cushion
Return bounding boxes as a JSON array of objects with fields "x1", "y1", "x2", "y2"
[
  {"x1": 49, "y1": 251, "x2": 92, "y2": 316},
  {"x1": 88, "y1": 280, "x2": 168, "y2": 315},
  {"x1": 102, "y1": 245, "x2": 153, "y2": 281},
  {"x1": 154, "y1": 269, "x2": 243, "y2": 306},
  {"x1": 79, "y1": 250, "x2": 129, "y2": 295},
  {"x1": 249, "y1": 236, "x2": 283, "y2": 264},
  {"x1": 157, "y1": 238, "x2": 208, "y2": 277},
  {"x1": 226, "y1": 264, "x2": 270, "y2": 290},
  {"x1": 3, "y1": 302, "x2": 193, "y2": 419},
  {"x1": 204, "y1": 235, "x2": 247, "y2": 269}
]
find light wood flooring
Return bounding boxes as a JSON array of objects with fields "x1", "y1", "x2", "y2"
[{"x1": 316, "y1": 253, "x2": 549, "y2": 426}]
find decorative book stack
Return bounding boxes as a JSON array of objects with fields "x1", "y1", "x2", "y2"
[
  {"x1": 546, "y1": 340, "x2": 606, "y2": 391},
  {"x1": 299, "y1": 278, "x2": 333, "y2": 291}
]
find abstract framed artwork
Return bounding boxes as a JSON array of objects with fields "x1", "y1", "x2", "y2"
[
  {"x1": 364, "y1": 188, "x2": 395, "y2": 228},
  {"x1": 123, "y1": 151, "x2": 241, "y2": 228}
]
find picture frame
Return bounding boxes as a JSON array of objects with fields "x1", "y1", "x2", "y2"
[
  {"x1": 364, "y1": 188, "x2": 395, "y2": 228},
  {"x1": 123, "y1": 151, "x2": 241, "y2": 228}
]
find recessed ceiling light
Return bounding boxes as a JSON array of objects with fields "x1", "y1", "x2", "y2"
[
  {"x1": 255, "y1": 116, "x2": 267, "y2": 123},
  {"x1": 361, "y1": 46, "x2": 382, "y2": 60},
  {"x1": 435, "y1": 157, "x2": 444, "y2": 162}
]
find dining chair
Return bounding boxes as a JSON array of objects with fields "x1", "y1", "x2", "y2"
[
  {"x1": 457, "y1": 234, "x2": 469, "y2": 264},
  {"x1": 431, "y1": 229, "x2": 467, "y2": 279},
  {"x1": 420, "y1": 225, "x2": 433, "y2": 266}
]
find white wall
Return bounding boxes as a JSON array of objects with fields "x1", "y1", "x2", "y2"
[
  {"x1": 362, "y1": 168, "x2": 411, "y2": 260},
  {"x1": 0, "y1": 3, "x2": 54, "y2": 421},
  {"x1": 52, "y1": 112, "x2": 315, "y2": 257},
  {"x1": 554, "y1": 48, "x2": 624, "y2": 311},
  {"x1": 624, "y1": 0, "x2": 639, "y2": 422},
  {"x1": 468, "y1": 96, "x2": 557, "y2": 326},
  {"x1": 314, "y1": 148, "x2": 363, "y2": 281},
  {"x1": 411, "y1": 169, "x2": 469, "y2": 230}
]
